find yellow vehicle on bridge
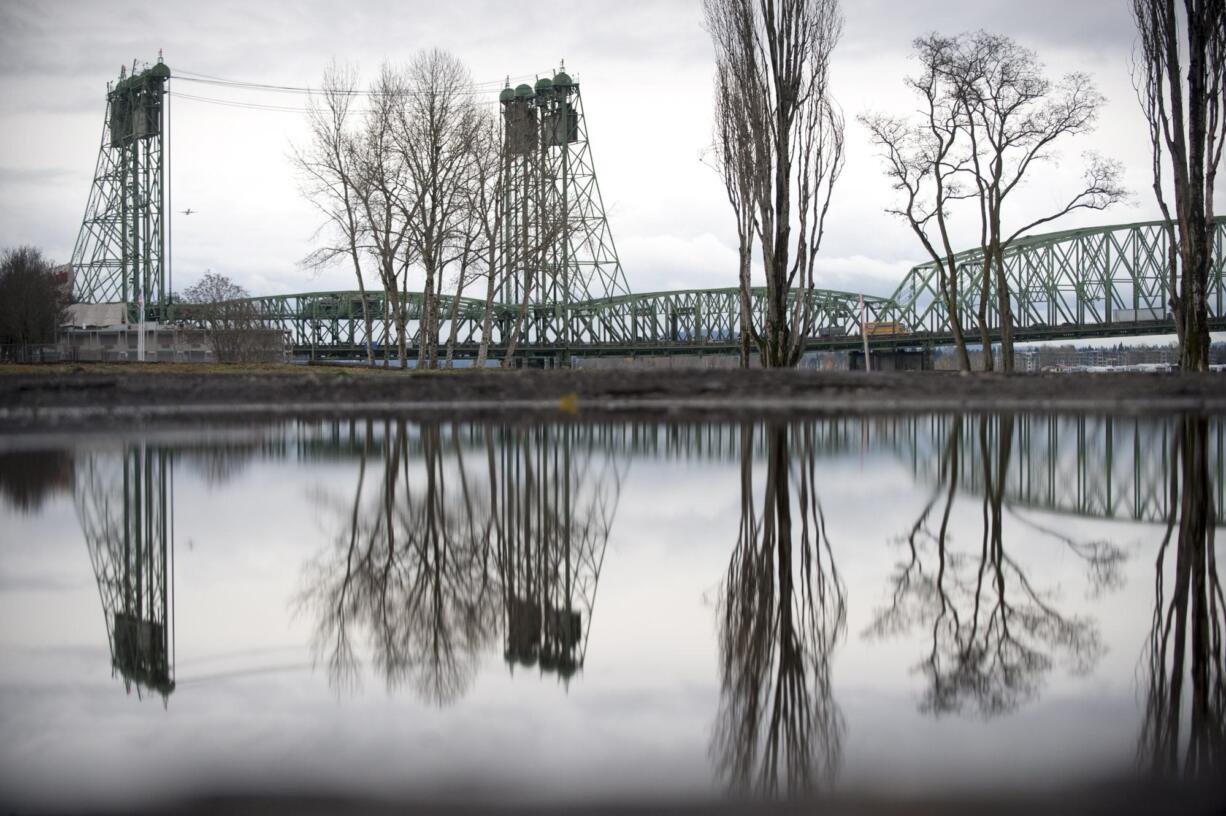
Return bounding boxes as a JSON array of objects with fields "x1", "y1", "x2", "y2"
[{"x1": 864, "y1": 321, "x2": 909, "y2": 337}]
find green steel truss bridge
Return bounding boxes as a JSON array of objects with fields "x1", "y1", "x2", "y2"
[
  {"x1": 232, "y1": 217, "x2": 1226, "y2": 360},
  {"x1": 69, "y1": 59, "x2": 1226, "y2": 359}
]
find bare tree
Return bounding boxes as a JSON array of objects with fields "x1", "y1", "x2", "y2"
[
  {"x1": 705, "y1": 0, "x2": 846, "y2": 368},
  {"x1": 441, "y1": 109, "x2": 504, "y2": 368},
  {"x1": 863, "y1": 33, "x2": 1125, "y2": 372},
  {"x1": 1132, "y1": 1, "x2": 1226, "y2": 372},
  {"x1": 397, "y1": 50, "x2": 481, "y2": 370},
  {"x1": 710, "y1": 61, "x2": 762, "y2": 368},
  {"x1": 861, "y1": 35, "x2": 974, "y2": 371},
  {"x1": 353, "y1": 64, "x2": 415, "y2": 367},
  {"x1": 470, "y1": 111, "x2": 508, "y2": 369},
  {"x1": 955, "y1": 32, "x2": 1126, "y2": 371},
  {"x1": 181, "y1": 272, "x2": 284, "y2": 363},
  {"x1": 295, "y1": 63, "x2": 376, "y2": 367}
]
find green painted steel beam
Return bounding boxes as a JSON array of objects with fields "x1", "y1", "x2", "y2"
[{"x1": 187, "y1": 218, "x2": 1224, "y2": 360}]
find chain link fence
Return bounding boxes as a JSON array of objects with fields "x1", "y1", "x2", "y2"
[{"x1": 0, "y1": 344, "x2": 75, "y2": 364}]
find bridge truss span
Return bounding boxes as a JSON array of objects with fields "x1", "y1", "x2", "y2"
[
  {"x1": 234, "y1": 218, "x2": 1224, "y2": 360},
  {"x1": 241, "y1": 286, "x2": 890, "y2": 359},
  {"x1": 882, "y1": 217, "x2": 1226, "y2": 343}
]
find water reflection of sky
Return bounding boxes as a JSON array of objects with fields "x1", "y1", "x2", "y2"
[{"x1": 0, "y1": 417, "x2": 1218, "y2": 810}]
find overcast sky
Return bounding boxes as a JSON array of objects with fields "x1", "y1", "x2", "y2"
[{"x1": 1, "y1": 0, "x2": 1216, "y2": 301}]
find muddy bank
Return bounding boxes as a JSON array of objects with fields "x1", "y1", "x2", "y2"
[{"x1": 2, "y1": 366, "x2": 1226, "y2": 429}]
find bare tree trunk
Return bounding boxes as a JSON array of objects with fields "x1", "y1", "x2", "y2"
[
  {"x1": 993, "y1": 241, "x2": 1015, "y2": 372},
  {"x1": 956, "y1": 32, "x2": 1123, "y2": 372},
  {"x1": 397, "y1": 50, "x2": 481, "y2": 371},
  {"x1": 704, "y1": 0, "x2": 844, "y2": 369},
  {"x1": 419, "y1": 264, "x2": 435, "y2": 369},
  {"x1": 942, "y1": 267, "x2": 972, "y2": 371},
  {"x1": 295, "y1": 63, "x2": 376, "y2": 367},
  {"x1": 977, "y1": 255, "x2": 994, "y2": 371},
  {"x1": 738, "y1": 250, "x2": 753, "y2": 368},
  {"x1": 444, "y1": 248, "x2": 476, "y2": 368},
  {"x1": 502, "y1": 266, "x2": 533, "y2": 368}
]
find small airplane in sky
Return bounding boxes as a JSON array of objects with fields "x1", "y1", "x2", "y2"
[{"x1": 180, "y1": 208, "x2": 197, "y2": 216}]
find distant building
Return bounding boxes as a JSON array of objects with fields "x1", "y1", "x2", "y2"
[{"x1": 59, "y1": 304, "x2": 230, "y2": 362}]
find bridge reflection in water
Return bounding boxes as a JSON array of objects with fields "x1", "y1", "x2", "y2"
[
  {"x1": 60, "y1": 413, "x2": 1224, "y2": 781},
  {"x1": 295, "y1": 421, "x2": 623, "y2": 702},
  {"x1": 75, "y1": 444, "x2": 175, "y2": 702}
]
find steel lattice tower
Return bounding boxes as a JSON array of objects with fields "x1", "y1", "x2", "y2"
[
  {"x1": 71, "y1": 57, "x2": 170, "y2": 317},
  {"x1": 499, "y1": 68, "x2": 629, "y2": 348}
]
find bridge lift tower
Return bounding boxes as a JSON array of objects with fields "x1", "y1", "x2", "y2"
[
  {"x1": 498, "y1": 66, "x2": 630, "y2": 356},
  {"x1": 71, "y1": 56, "x2": 171, "y2": 330}
]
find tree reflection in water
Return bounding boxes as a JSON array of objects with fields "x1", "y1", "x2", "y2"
[
  {"x1": 0, "y1": 449, "x2": 74, "y2": 513},
  {"x1": 1138, "y1": 414, "x2": 1226, "y2": 779},
  {"x1": 712, "y1": 422, "x2": 845, "y2": 797},
  {"x1": 298, "y1": 420, "x2": 621, "y2": 705},
  {"x1": 866, "y1": 415, "x2": 1110, "y2": 717}
]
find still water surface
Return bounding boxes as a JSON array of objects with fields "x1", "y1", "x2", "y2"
[{"x1": 0, "y1": 414, "x2": 1223, "y2": 809}]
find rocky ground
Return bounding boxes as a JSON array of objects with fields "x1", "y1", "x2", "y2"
[{"x1": 2, "y1": 363, "x2": 1226, "y2": 429}]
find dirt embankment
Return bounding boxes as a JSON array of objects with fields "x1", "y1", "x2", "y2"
[{"x1": 2, "y1": 364, "x2": 1226, "y2": 428}]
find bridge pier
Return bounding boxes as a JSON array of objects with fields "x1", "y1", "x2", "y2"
[{"x1": 849, "y1": 347, "x2": 933, "y2": 372}]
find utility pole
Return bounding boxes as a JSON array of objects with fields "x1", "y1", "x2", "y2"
[{"x1": 859, "y1": 294, "x2": 871, "y2": 372}]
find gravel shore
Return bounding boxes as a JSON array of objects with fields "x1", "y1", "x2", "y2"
[{"x1": 2, "y1": 365, "x2": 1226, "y2": 429}]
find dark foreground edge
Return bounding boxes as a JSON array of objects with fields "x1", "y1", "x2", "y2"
[{"x1": 38, "y1": 777, "x2": 1226, "y2": 816}]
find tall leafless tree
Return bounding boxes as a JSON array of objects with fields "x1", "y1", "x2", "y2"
[
  {"x1": 295, "y1": 63, "x2": 376, "y2": 367},
  {"x1": 397, "y1": 50, "x2": 481, "y2": 370},
  {"x1": 955, "y1": 32, "x2": 1126, "y2": 371},
  {"x1": 861, "y1": 35, "x2": 975, "y2": 371},
  {"x1": 705, "y1": 0, "x2": 846, "y2": 368},
  {"x1": 470, "y1": 111, "x2": 508, "y2": 369},
  {"x1": 353, "y1": 64, "x2": 416, "y2": 367},
  {"x1": 865, "y1": 33, "x2": 1125, "y2": 373},
  {"x1": 443, "y1": 113, "x2": 501, "y2": 367},
  {"x1": 711, "y1": 61, "x2": 763, "y2": 368},
  {"x1": 1132, "y1": 0, "x2": 1226, "y2": 371}
]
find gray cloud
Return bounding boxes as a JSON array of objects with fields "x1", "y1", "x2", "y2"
[
  {"x1": 2, "y1": 0, "x2": 1208, "y2": 297},
  {"x1": 0, "y1": 166, "x2": 79, "y2": 185}
]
